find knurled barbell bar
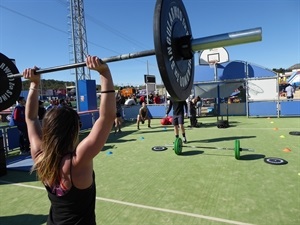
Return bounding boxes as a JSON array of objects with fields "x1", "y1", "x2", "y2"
[
  {"x1": 0, "y1": 0, "x2": 262, "y2": 112},
  {"x1": 166, "y1": 138, "x2": 254, "y2": 159}
]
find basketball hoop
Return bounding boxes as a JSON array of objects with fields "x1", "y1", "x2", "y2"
[{"x1": 209, "y1": 60, "x2": 218, "y2": 68}]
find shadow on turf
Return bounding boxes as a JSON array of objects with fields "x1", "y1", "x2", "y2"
[
  {"x1": 185, "y1": 120, "x2": 241, "y2": 128},
  {"x1": 79, "y1": 120, "x2": 138, "y2": 142},
  {"x1": 0, "y1": 170, "x2": 38, "y2": 184},
  {"x1": 239, "y1": 154, "x2": 266, "y2": 161},
  {"x1": 188, "y1": 135, "x2": 256, "y2": 143},
  {"x1": 180, "y1": 150, "x2": 236, "y2": 158},
  {"x1": 0, "y1": 214, "x2": 47, "y2": 225},
  {"x1": 179, "y1": 150, "x2": 204, "y2": 156},
  {"x1": 136, "y1": 126, "x2": 174, "y2": 134},
  {"x1": 113, "y1": 126, "x2": 173, "y2": 135},
  {"x1": 107, "y1": 130, "x2": 137, "y2": 143},
  {"x1": 180, "y1": 150, "x2": 265, "y2": 161},
  {"x1": 100, "y1": 144, "x2": 116, "y2": 152},
  {"x1": 193, "y1": 122, "x2": 216, "y2": 128}
]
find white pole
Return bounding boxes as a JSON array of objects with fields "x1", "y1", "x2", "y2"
[{"x1": 146, "y1": 60, "x2": 149, "y2": 104}]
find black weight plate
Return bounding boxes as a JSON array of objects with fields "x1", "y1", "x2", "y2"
[
  {"x1": 0, "y1": 53, "x2": 22, "y2": 111},
  {"x1": 264, "y1": 157, "x2": 288, "y2": 165},
  {"x1": 154, "y1": 0, "x2": 194, "y2": 101},
  {"x1": 289, "y1": 131, "x2": 300, "y2": 136},
  {"x1": 152, "y1": 146, "x2": 168, "y2": 151}
]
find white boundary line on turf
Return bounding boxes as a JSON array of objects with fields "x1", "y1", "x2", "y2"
[
  {"x1": 0, "y1": 180, "x2": 255, "y2": 225},
  {"x1": 187, "y1": 127, "x2": 299, "y2": 130}
]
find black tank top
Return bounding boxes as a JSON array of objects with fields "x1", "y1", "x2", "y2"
[
  {"x1": 167, "y1": 99, "x2": 187, "y2": 116},
  {"x1": 45, "y1": 158, "x2": 96, "y2": 225}
]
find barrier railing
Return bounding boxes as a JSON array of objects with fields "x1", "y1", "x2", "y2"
[{"x1": 0, "y1": 109, "x2": 100, "y2": 155}]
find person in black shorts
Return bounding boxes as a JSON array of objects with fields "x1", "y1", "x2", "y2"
[
  {"x1": 166, "y1": 98, "x2": 188, "y2": 143},
  {"x1": 114, "y1": 90, "x2": 123, "y2": 133},
  {"x1": 188, "y1": 96, "x2": 201, "y2": 127}
]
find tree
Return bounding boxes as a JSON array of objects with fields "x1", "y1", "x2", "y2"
[{"x1": 22, "y1": 79, "x2": 75, "y2": 90}]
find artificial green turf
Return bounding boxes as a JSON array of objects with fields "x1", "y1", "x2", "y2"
[{"x1": 0, "y1": 116, "x2": 299, "y2": 225}]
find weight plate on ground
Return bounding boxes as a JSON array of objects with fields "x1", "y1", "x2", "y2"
[
  {"x1": 152, "y1": 146, "x2": 168, "y2": 151},
  {"x1": 0, "y1": 53, "x2": 22, "y2": 111},
  {"x1": 234, "y1": 139, "x2": 240, "y2": 160},
  {"x1": 154, "y1": 0, "x2": 194, "y2": 101},
  {"x1": 289, "y1": 131, "x2": 300, "y2": 136},
  {"x1": 174, "y1": 137, "x2": 182, "y2": 155},
  {"x1": 264, "y1": 157, "x2": 288, "y2": 165}
]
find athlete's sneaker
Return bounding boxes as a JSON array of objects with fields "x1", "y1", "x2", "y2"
[{"x1": 183, "y1": 138, "x2": 187, "y2": 144}]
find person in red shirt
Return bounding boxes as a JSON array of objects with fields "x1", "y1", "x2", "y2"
[
  {"x1": 139, "y1": 95, "x2": 145, "y2": 105},
  {"x1": 153, "y1": 93, "x2": 161, "y2": 104}
]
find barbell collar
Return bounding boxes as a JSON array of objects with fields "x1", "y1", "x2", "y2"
[
  {"x1": 7, "y1": 27, "x2": 261, "y2": 79},
  {"x1": 176, "y1": 35, "x2": 193, "y2": 60}
]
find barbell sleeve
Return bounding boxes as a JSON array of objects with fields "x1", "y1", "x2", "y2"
[{"x1": 191, "y1": 27, "x2": 262, "y2": 51}]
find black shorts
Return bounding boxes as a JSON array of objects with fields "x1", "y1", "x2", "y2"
[
  {"x1": 116, "y1": 112, "x2": 122, "y2": 117},
  {"x1": 172, "y1": 115, "x2": 184, "y2": 126}
]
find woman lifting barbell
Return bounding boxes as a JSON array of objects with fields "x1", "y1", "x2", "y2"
[{"x1": 23, "y1": 55, "x2": 116, "y2": 225}]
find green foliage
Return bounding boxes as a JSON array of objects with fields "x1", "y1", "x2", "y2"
[
  {"x1": 272, "y1": 68, "x2": 286, "y2": 73},
  {"x1": 22, "y1": 79, "x2": 75, "y2": 90},
  {"x1": 22, "y1": 79, "x2": 120, "y2": 91}
]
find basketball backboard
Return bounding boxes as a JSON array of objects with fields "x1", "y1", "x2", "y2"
[{"x1": 199, "y1": 47, "x2": 229, "y2": 65}]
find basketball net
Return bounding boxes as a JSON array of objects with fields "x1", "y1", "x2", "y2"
[{"x1": 209, "y1": 60, "x2": 218, "y2": 68}]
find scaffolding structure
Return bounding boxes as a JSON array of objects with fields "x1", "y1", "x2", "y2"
[
  {"x1": 68, "y1": 0, "x2": 90, "y2": 80},
  {"x1": 67, "y1": 0, "x2": 90, "y2": 111}
]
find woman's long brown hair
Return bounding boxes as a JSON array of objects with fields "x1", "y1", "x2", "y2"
[{"x1": 32, "y1": 107, "x2": 80, "y2": 186}]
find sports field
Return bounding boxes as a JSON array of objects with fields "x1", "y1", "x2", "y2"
[{"x1": 0, "y1": 116, "x2": 299, "y2": 225}]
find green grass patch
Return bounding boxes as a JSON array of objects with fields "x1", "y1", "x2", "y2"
[{"x1": 0, "y1": 116, "x2": 299, "y2": 225}]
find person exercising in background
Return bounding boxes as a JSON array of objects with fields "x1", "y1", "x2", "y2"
[
  {"x1": 114, "y1": 90, "x2": 123, "y2": 133},
  {"x1": 137, "y1": 102, "x2": 151, "y2": 130},
  {"x1": 189, "y1": 96, "x2": 200, "y2": 127},
  {"x1": 13, "y1": 96, "x2": 30, "y2": 154},
  {"x1": 166, "y1": 98, "x2": 188, "y2": 143},
  {"x1": 23, "y1": 55, "x2": 116, "y2": 225},
  {"x1": 237, "y1": 85, "x2": 246, "y2": 102}
]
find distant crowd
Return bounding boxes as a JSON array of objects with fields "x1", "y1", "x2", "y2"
[
  {"x1": 117, "y1": 92, "x2": 165, "y2": 106},
  {"x1": 44, "y1": 98, "x2": 73, "y2": 111}
]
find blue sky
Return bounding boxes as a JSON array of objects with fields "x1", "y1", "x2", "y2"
[{"x1": 0, "y1": 0, "x2": 299, "y2": 86}]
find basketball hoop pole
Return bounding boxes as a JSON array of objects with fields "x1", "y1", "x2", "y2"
[
  {"x1": 209, "y1": 60, "x2": 218, "y2": 81},
  {"x1": 214, "y1": 62, "x2": 217, "y2": 81}
]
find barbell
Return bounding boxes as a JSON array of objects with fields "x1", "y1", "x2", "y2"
[
  {"x1": 166, "y1": 138, "x2": 255, "y2": 159},
  {"x1": 0, "y1": 0, "x2": 262, "y2": 112}
]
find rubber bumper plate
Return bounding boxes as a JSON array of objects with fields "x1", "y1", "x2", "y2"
[{"x1": 264, "y1": 157, "x2": 288, "y2": 165}]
